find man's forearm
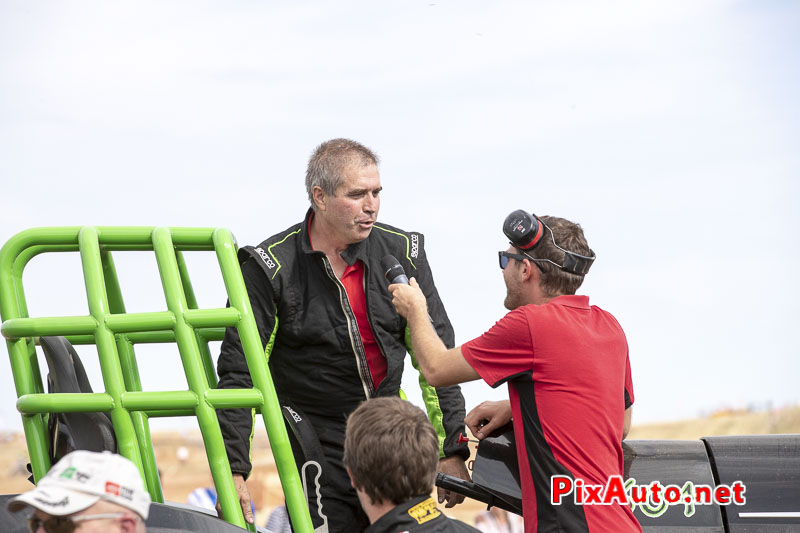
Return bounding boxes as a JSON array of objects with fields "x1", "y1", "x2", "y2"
[
  {"x1": 391, "y1": 279, "x2": 479, "y2": 386},
  {"x1": 407, "y1": 306, "x2": 448, "y2": 380},
  {"x1": 407, "y1": 306, "x2": 479, "y2": 386}
]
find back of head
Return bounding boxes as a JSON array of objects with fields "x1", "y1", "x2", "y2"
[
  {"x1": 528, "y1": 216, "x2": 593, "y2": 297},
  {"x1": 305, "y1": 138, "x2": 379, "y2": 208},
  {"x1": 344, "y1": 397, "x2": 439, "y2": 506},
  {"x1": 7, "y1": 450, "x2": 151, "y2": 520}
]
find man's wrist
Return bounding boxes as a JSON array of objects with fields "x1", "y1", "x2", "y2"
[{"x1": 408, "y1": 304, "x2": 430, "y2": 326}]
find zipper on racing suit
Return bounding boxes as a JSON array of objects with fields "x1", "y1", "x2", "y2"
[
  {"x1": 362, "y1": 261, "x2": 389, "y2": 393},
  {"x1": 321, "y1": 256, "x2": 375, "y2": 399}
]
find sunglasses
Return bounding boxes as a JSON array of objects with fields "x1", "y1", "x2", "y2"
[
  {"x1": 498, "y1": 250, "x2": 528, "y2": 270},
  {"x1": 498, "y1": 250, "x2": 548, "y2": 272},
  {"x1": 28, "y1": 513, "x2": 124, "y2": 533}
]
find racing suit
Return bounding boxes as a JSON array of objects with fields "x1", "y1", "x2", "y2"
[{"x1": 216, "y1": 209, "x2": 468, "y2": 532}]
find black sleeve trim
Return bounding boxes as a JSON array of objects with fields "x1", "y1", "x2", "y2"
[{"x1": 492, "y1": 370, "x2": 533, "y2": 389}]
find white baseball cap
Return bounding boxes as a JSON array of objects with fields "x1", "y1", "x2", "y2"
[{"x1": 8, "y1": 450, "x2": 151, "y2": 519}]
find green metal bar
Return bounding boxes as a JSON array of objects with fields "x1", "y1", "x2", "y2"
[
  {"x1": 20, "y1": 412, "x2": 52, "y2": 480},
  {"x1": 10, "y1": 248, "x2": 46, "y2": 397},
  {"x1": 129, "y1": 410, "x2": 162, "y2": 504},
  {"x1": 121, "y1": 390, "x2": 199, "y2": 411},
  {"x1": 15, "y1": 390, "x2": 242, "y2": 415},
  {"x1": 78, "y1": 227, "x2": 145, "y2": 477},
  {"x1": 64, "y1": 334, "x2": 103, "y2": 345},
  {"x1": 0, "y1": 226, "x2": 217, "y2": 250},
  {"x1": 17, "y1": 392, "x2": 115, "y2": 413},
  {"x1": 102, "y1": 252, "x2": 149, "y2": 397},
  {"x1": 118, "y1": 331, "x2": 182, "y2": 344},
  {"x1": 113, "y1": 335, "x2": 145, "y2": 394},
  {"x1": 102, "y1": 250, "x2": 126, "y2": 314},
  {"x1": 95, "y1": 226, "x2": 215, "y2": 247},
  {"x1": 176, "y1": 251, "x2": 218, "y2": 388},
  {"x1": 1, "y1": 236, "x2": 53, "y2": 480},
  {"x1": 24, "y1": 338, "x2": 44, "y2": 396},
  {"x1": 152, "y1": 227, "x2": 248, "y2": 529},
  {"x1": 115, "y1": 336, "x2": 164, "y2": 504},
  {"x1": 150, "y1": 227, "x2": 216, "y2": 246},
  {"x1": 11, "y1": 246, "x2": 45, "y2": 399},
  {"x1": 105, "y1": 312, "x2": 176, "y2": 333},
  {"x1": 9, "y1": 247, "x2": 53, "y2": 399},
  {"x1": 213, "y1": 228, "x2": 313, "y2": 532},
  {"x1": 2, "y1": 316, "x2": 98, "y2": 339},
  {"x1": 2, "y1": 228, "x2": 82, "y2": 251},
  {"x1": 143, "y1": 409, "x2": 197, "y2": 417},
  {"x1": 66, "y1": 328, "x2": 224, "y2": 346},
  {"x1": 11, "y1": 246, "x2": 36, "y2": 326},
  {"x1": 106, "y1": 331, "x2": 179, "y2": 344},
  {"x1": 205, "y1": 388, "x2": 264, "y2": 409},
  {"x1": 196, "y1": 327, "x2": 226, "y2": 342},
  {"x1": 184, "y1": 308, "x2": 240, "y2": 328},
  {"x1": 102, "y1": 250, "x2": 162, "y2": 506},
  {"x1": 12, "y1": 246, "x2": 74, "y2": 398}
]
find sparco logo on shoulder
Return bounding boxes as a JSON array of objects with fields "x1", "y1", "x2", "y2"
[
  {"x1": 255, "y1": 247, "x2": 276, "y2": 269},
  {"x1": 411, "y1": 234, "x2": 419, "y2": 258}
]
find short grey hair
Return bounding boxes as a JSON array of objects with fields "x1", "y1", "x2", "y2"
[{"x1": 305, "y1": 138, "x2": 379, "y2": 209}]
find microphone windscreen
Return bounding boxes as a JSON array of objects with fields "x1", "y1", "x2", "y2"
[{"x1": 381, "y1": 255, "x2": 409, "y2": 285}]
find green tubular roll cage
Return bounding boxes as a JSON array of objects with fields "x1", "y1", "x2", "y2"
[{"x1": 0, "y1": 226, "x2": 313, "y2": 532}]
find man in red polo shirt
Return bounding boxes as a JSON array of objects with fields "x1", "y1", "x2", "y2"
[{"x1": 389, "y1": 211, "x2": 640, "y2": 532}]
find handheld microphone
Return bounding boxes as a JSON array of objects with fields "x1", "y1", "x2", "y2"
[
  {"x1": 382, "y1": 255, "x2": 433, "y2": 323},
  {"x1": 381, "y1": 255, "x2": 409, "y2": 285}
]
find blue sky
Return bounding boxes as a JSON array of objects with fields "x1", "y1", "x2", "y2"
[{"x1": 1, "y1": 1, "x2": 798, "y2": 432}]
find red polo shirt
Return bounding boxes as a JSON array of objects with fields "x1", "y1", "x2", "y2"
[
  {"x1": 462, "y1": 295, "x2": 638, "y2": 533},
  {"x1": 340, "y1": 259, "x2": 386, "y2": 388}
]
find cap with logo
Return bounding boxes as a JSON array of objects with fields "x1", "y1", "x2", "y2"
[{"x1": 7, "y1": 450, "x2": 151, "y2": 519}]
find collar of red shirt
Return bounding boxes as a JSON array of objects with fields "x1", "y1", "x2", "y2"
[{"x1": 548, "y1": 294, "x2": 590, "y2": 309}]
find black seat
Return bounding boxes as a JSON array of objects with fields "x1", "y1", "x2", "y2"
[{"x1": 39, "y1": 336, "x2": 117, "y2": 462}]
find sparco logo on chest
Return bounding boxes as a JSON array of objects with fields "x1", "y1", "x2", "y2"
[
  {"x1": 255, "y1": 247, "x2": 276, "y2": 269},
  {"x1": 411, "y1": 234, "x2": 419, "y2": 258}
]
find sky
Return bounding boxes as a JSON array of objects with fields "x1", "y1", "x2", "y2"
[{"x1": 0, "y1": 1, "x2": 798, "y2": 434}]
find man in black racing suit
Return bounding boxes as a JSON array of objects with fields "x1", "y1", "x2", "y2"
[{"x1": 216, "y1": 139, "x2": 470, "y2": 532}]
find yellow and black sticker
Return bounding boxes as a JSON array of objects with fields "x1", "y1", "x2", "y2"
[{"x1": 407, "y1": 497, "x2": 441, "y2": 524}]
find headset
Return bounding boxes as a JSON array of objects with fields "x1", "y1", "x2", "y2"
[{"x1": 502, "y1": 209, "x2": 596, "y2": 276}]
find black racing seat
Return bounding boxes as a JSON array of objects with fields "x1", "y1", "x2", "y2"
[{"x1": 39, "y1": 336, "x2": 117, "y2": 462}]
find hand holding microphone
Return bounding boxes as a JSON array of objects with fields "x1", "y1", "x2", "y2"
[{"x1": 382, "y1": 255, "x2": 428, "y2": 320}]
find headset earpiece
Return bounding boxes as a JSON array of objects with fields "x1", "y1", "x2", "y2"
[
  {"x1": 503, "y1": 209, "x2": 545, "y2": 251},
  {"x1": 502, "y1": 209, "x2": 596, "y2": 276}
]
